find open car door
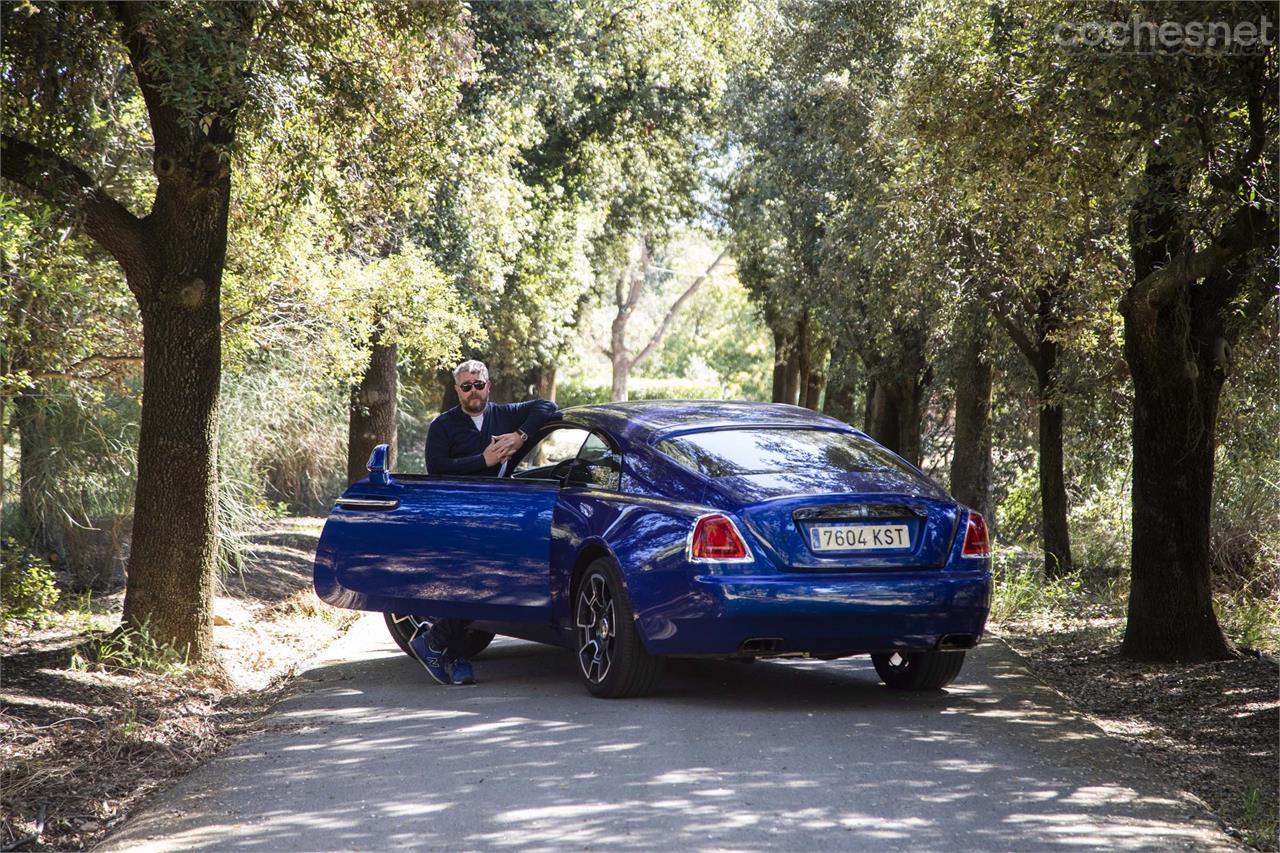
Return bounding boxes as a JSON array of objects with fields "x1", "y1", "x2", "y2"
[{"x1": 314, "y1": 446, "x2": 558, "y2": 623}]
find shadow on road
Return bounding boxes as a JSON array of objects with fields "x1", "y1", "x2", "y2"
[{"x1": 102, "y1": 628, "x2": 1232, "y2": 852}]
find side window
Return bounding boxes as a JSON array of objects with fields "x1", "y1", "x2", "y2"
[
  {"x1": 514, "y1": 427, "x2": 590, "y2": 474},
  {"x1": 577, "y1": 432, "x2": 621, "y2": 491}
]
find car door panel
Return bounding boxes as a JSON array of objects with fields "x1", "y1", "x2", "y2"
[{"x1": 315, "y1": 476, "x2": 558, "y2": 623}]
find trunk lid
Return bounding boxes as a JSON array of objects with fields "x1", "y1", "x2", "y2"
[{"x1": 715, "y1": 474, "x2": 960, "y2": 570}]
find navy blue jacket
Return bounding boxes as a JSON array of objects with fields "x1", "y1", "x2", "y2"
[{"x1": 425, "y1": 399, "x2": 558, "y2": 476}]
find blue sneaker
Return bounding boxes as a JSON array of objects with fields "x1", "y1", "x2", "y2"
[
  {"x1": 408, "y1": 633, "x2": 452, "y2": 685},
  {"x1": 450, "y1": 657, "x2": 476, "y2": 685}
]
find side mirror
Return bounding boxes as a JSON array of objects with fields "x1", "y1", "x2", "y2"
[{"x1": 367, "y1": 444, "x2": 391, "y2": 485}]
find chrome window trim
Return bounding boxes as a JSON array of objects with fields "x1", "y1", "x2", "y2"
[{"x1": 336, "y1": 497, "x2": 401, "y2": 510}]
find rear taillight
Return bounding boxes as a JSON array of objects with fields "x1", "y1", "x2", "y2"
[
  {"x1": 689, "y1": 514, "x2": 751, "y2": 562},
  {"x1": 961, "y1": 511, "x2": 990, "y2": 558}
]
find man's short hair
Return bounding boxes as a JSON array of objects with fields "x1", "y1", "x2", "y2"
[{"x1": 453, "y1": 359, "x2": 489, "y2": 382}]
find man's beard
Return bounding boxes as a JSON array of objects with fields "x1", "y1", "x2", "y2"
[{"x1": 461, "y1": 396, "x2": 486, "y2": 415}]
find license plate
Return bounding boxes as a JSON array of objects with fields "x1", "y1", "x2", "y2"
[{"x1": 809, "y1": 523, "x2": 911, "y2": 552}]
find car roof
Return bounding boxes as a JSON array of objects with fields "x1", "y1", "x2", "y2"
[{"x1": 560, "y1": 400, "x2": 857, "y2": 445}]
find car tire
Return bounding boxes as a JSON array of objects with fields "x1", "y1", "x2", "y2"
[
  {"x1": 871, "y1": 650, "x2": 965, "y2": 690},
  {"x1": 574, "y1": 558, "x2": 664, "y2": 698},
  {"x1": 383, "y1": 612, "x2": 494, "y2": 660}
]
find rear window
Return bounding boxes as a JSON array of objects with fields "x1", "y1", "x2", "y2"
[{"x1": 656, "y1": 428, "x2": 923, "y2": 480}]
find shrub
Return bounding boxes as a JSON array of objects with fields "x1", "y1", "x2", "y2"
[
  {"x1": 989, "y1": 547, "x2": 1085, "y2": 622},
  {"x1": 1, "y1": 538, "x2": 61, "y2": 625},
  {"x1": 1069, "y1": 471, "x2": 1131, "y2": 573}
]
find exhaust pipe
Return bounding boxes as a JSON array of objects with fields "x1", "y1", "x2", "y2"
[
  {"x1": 936, "y1": 633, "x2": 977, "y2": 651},
  {"x1": 739, "y1": 637, "x2": 784, "y2": 655}
]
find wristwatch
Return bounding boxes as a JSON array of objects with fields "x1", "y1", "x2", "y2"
[{"x1": 517, "y1": 429, "x2": 528, "y2": 443}]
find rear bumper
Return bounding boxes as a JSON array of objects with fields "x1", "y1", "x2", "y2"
[{"x1": 637, "y1": 570, "x2": 991, "y2": 656}]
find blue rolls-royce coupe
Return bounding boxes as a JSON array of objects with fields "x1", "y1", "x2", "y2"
[{"x1": 313, "y1": 401, "x2": 992, "y2": 698}]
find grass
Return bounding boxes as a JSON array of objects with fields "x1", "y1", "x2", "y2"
[
  {"x1": 989, "y1": 547, "x2": 1091, "y2": 623},
  {"x1": 1217, "y1": 589, "x2": 1280, "y2": 655},
  {"x1": 69, "y1": 620, "x2": 191, "y2": 678},
  {"x1": 990, "y1": 545, "x2": 1278, "y2": 657},
  {"x1": 1240, "y1": 786, "x2": 1280, "y2": 850}
]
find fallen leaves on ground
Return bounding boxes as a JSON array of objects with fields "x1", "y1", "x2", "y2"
[
  {"x1": 0, "y1": 518, "x2": 355, "y2": 851},
  {"x1": 996, "y1": 616, "x2": 1279, "y2": 851}
]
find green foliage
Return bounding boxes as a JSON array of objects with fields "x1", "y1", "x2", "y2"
[
  {"x1": 439, "y1": 0, "x2": 747, "y2": 386},
  {"x1": 1069, "y1": 473, "x2": 1133, "y2": 574},
  {"x1": 3, "y1": 384, "x2": 138, "y2": 591},
  {"x1": 1212, "y1": 326, "x2": 1280, "y2": 592},
  {"x1": 557, "y1": 376, "x2": 727, "y2": 409},
  {"x1": 989, "y1": 548, "x2": 1086, "y2": 622},
  {"x1": 219, "y1": 349, "x2": 349, "y2": 517},
  {"x1": 0, "y1": 538, "x2": 60, "y2": 625},
  {"x1": 1216, "y1": 590, "x2": 1280, "y2": 654},
  {"x1": 632, "y1": 246, "x2": 773, "y2": 401},
  {"x1": 996, "y1": 466, "x2": 1041, "y2": 547},
  {"x1": 70, "y1": 620, "x2": 190, "y2": 677},
  {"x1": 1239, "y1": 787, "x2": 1280, "y2": 849}
]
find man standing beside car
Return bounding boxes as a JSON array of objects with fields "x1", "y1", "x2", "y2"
[{"x1": 411, "y1": 358, "x2": 558, "y2": 685}]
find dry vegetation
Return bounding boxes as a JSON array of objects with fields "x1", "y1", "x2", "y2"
[{"x1": 0, "y1": 518, "x2": 355, "y2": 852}]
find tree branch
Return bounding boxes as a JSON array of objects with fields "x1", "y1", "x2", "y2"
[
  {"x1": 1209, "y1": 65, "x2": 1270, "y2": 195},
  {"x1": 113, "y1": 2, "x2": 185, "y2": 156},
  {"x1": 31, "y1": 354, "x2": 143, "y2": 383},
  {"x1": 1, "y1": 134, "x2": 149, "y2": 287},
  {"x1": 1137, "y1": 203, "x2": 1274, "y2": 310},
  {"x1": 630, "y1": 247, "x2": 728, "y2": 370},
  {"x1": 987, "y1": 300, "x2": 1040, "y2": 370},
  {"x1": 622, "y1": 237, "x2": 650, "y2": 314}
]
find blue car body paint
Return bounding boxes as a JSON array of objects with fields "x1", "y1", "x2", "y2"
[{"x1": 314, "y1": 401, "x2": 991, "y2": 657}]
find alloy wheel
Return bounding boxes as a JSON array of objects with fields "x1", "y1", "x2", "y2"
[{"x1": 576, "y1": 573, "x2": 615, "y2": 684}]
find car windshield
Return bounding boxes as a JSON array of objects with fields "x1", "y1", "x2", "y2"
[{"x1": 656, "y1": 428, "x2": 922, "y2": 480}]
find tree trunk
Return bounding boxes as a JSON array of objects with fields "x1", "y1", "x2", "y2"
[
  {"x1": 803, "y1": 336, "x2": 827, "y2": 410},
  {"x1": 862, "y1": 378, "x2": 877, "y2": 433},
  {"x1": 1118, "y1": 151, "x2": 1237, "y2": 662},
  {"x1": 804, "y1": 366, "x2": 826, "y2": 410},
  {"x1": 530, "y1": 365, "x2": 556, "y2": 402},
  {"x1": 610, "y1": 302, "x2": 630, "y2": 401},
  {"x1": 898, "y1": 362, "x2": 926, "y2": 469},
  {"x1": 823, "y1": 363, "x2": 858, "y2": 425},
  {"x1": 1120, "y1": 289, "x2": 1234, "y2": 661},
  {"x1": 771, "y1": 329, "x2": 788, "y2": 403},
  {"x1": 795, "y1": 312, "x2": 812, "y2": 407},
  {"x1": 437, "y1": 367, "x2": 459, "y2": 413},
  {"x1": 782, "y1": 333, "x2": 802, "y2": 406},
  {"x1": 610, "y1": 352, "x2": 630, "y2": 402},
  {"x1": 866, "y1": 380, "x2": 901, "y2": 454},
  {"x1": 950, "y1": 321, "x2": 993, "y2": 522},
  {"x1": 870, "y1": 378, "x2": 925, "y2": 467},
  {"x1": 122, "y1": 269, "x2": 224, "y2": 666},
  {"x1": 347, "y1": 342, "x2": 399, "y2": 485},
  {"x1": 1035, "y1": 288, "x2": 1072, "y2": 577}
]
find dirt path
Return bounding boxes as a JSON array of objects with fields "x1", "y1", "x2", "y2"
[{"x1": 1, "y1": 517, "x2": 354, "y2": 851}]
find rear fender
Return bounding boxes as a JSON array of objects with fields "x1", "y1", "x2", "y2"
[{"x1": 577, "y1": 496, "x2": 754, "y2": 652}]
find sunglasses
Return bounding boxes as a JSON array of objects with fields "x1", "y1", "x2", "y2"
[{"x1": 458, "y1": 380, "x2": 488, "y2": 392}]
